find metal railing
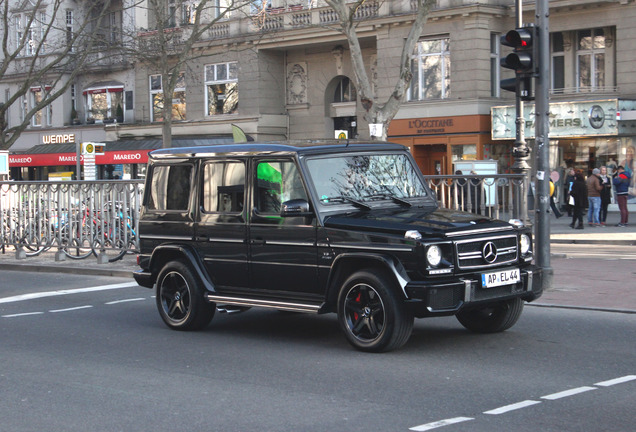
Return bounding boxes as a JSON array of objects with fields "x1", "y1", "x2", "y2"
[
  {"x1": 423, "y1": 174, "x2": 527, "y2": 221},
  {"x1": 1, "y1": 180, "x2": 144, "y2": 262},
  {"x1": 1, "y1": 175, "x2": 526, "y2": 263}
]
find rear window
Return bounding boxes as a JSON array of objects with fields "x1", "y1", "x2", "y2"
[{"x1": 147, "y1": 164, "x2": 193, "y2": 211}]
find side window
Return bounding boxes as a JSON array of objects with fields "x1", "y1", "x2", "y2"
[
  {"x1": 255, "y1": 160, "x2": 308, "y2": 215},
  {"x1": 202, "y1": 161, "x2": 245, "y2": 213},
  {"x1": 147, "y1": 164, "x2": 193, "y2": 211}
]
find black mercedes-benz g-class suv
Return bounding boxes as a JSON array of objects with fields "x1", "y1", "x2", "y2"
[{"x1": 134, "y1": 141, "x2": 542, "y2": 352}]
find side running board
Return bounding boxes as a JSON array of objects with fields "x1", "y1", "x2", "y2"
[{"x1": 205, "y1": 294, "x2": 322, "y2": 314}]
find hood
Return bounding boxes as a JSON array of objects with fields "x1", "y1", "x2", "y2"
[{"x1": 323, "y1": 207, "x2": 514, "y2": 238}]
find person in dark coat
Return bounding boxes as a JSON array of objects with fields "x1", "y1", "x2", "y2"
[
  {"x1": 599, "y1": 166, "x2": 612, "y2": 225},
  {"x1": 563, "y1": 167, "x2": 575, "y2": 216},
  {"x1": 569, "y1": 171, "x2": 588, "y2": 229}
]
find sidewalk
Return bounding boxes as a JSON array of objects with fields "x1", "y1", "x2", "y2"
[
  {"x1": 545, "y1": 210, "x2": 636, "y2": 245},
  {"x1": 1, "y1": 212, "x2": 634, "y2": 313}
]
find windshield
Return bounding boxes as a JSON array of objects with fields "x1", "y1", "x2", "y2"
[{"x1": 305, "y1": 153, "x2": 430, "y2": 205}]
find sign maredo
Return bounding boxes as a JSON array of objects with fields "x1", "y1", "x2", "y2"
[{"x1": 9, "y1": 150, "x2": 151, "y2": 167}]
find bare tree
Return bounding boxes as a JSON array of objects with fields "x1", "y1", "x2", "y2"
[
  {"x1": 324, "y1": 0, "x2": 435, "y2": 140},
  {"x1": 128, "y1": 0, "x2": 258, "y2": 148},
  {"x1": 0, "y1": 0, "x2": 116, "y2": 150}
]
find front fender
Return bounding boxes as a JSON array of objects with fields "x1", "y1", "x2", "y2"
[{"x1": 324, "y1": 253, "x2": 411, "y2": 308}]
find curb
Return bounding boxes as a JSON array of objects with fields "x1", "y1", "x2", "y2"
[
  {"x1": 550, "y1": 239, "x2": 636, "y2": 245},
  {"x1": 529, "y1": 302, "x2": 636, "y2": 315},
  {"x1": 0, "y1": 263, "x2": 134, "y2": 278}
]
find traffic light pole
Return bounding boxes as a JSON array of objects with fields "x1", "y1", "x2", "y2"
[
  {"x1": 510, "y1": 0, "x2": 530, "y2": 224},
  {"x1": 534, "y1": 0, "x2": 552, "y2": 290}
]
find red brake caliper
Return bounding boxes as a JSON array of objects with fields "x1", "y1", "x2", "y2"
[{"x1": 354, "y1": 292, "x2": 361, "y2": 321}]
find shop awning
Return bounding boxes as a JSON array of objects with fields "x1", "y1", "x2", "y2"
[
  {"x1": 9, "y1": 149, "x2": 152, "y2": 167},
  {"x1": 8, "y1": 135, "x2": 242, "y2": 168},
  {"x1": 83, "y1": 80, "x2": 124, "y2": 95}
]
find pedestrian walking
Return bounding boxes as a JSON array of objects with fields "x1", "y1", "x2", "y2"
[
  {"x1": 599, "y1": 166, "x2": 612, "y2": 226},
  {"x1": 564, "y1": 168, "x2": 575, "y2": 217},
  {"x1": 613, "y1": 165, "x2": 631, "y2": 227},
  {"x1": 549, "y1": 179, "x2": 562, "y2": 218},
  {"x1": 586, "y1": 168, "x2": 602, "y2": 226},
  {"x1": 569, "y1": 171, "x2": 587, "y2": 229}
]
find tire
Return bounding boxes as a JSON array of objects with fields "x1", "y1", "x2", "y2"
[
  {"x1": 156, "y1": 260, "x2": 215, "y2": 331},
  {"x1": 456, "y1": 297, "x2": 524, "y2": 333},
  {"x1": 337, "y1": 269, "x2": 413, "y2": 353}
]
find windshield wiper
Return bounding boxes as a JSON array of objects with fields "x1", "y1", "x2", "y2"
[
  {"x1": 320, "y1": 196, "x2": 372, "y2": 210},
  {"x1": 362, "y1": 193, "x2": 412, "y2": 208}
]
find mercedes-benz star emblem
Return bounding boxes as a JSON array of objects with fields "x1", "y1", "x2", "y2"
[{"x1": 482, "y1": 241, "x2": 498, "y2": 263}]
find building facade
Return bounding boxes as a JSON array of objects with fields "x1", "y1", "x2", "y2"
[{"x1": 2, "y1": 0, "x2": 636, "y2": 197}]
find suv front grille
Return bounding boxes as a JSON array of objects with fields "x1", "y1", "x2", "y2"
[{"x1": 455, "y1": 235, "x2": 518, "y2": 270}]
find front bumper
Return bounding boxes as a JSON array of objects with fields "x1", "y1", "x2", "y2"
[{"x1": 404, "y1": 266, "x2": 543, "y2": 316}]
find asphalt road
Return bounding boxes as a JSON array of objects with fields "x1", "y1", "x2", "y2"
[{"x1": 1, "y1": 271, "x2": 635, "y2": 432}]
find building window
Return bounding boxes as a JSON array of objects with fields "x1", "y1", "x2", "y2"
[
  {"x1": 490, "y1": 33, "x2": 500, "y2": 97},
  {"x1": 205, "y1": 62, "x2": 238, "y2": 116},
  {"x1": 66, "y1": 10, "x2": 74, "y2": 52},
  {"x1": 15, "y1": 15, "x2": 22, "y2": 54},
  {"x1": 150, "y1": 73, "x2": 187, "y2": 122},
  {"x1": 85, "y1": 89, "x2": 123, "y2": 122},
  {"x1": 182, "y1": 1, "x2": 199, "y2": 24},
  {"x1": 30, "y1": 86, "x2": 52, "y2": 127},
  {"x1": 577, "y1": 28, "x2": 605, "y2": 91},
  {"x1": 71, "y1": 84, "x2": 77, "y2": 110},
  {"x1": 551, "y1": 32, "x2": 565, "y2": 94},
  {"x1": 109, "y1": 12, "x2": 120, "y2": 43},
  {"x1": 39, "y1": 12, "x2": 46, "y2": 54},
  {"x1": 409, "y1": 37, "x2": 451, "y2": 101},
  {"x1": 334, "y1": 77, "x2": 356, "y2": 103}
]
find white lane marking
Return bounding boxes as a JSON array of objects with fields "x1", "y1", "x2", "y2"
[
  {"x1": 409, "y1": 417, "x2": 474, "y2": 431},
  {"x1": 2, "y1": 312, "x2": 45, "y2": 318},
  {"x1": 410, "y1": 375, "x2": 635, "y2": 430},
  {"x1": 105, "y1": 298, "x2": 146, "y2": 305},
  {"x1": 49, "y1": 305, "x2": 94, "y2": 313},
  {"x1": 541, "y1": 386, "x2": 596, "y2": 400},
  {"x1": 0, "y1": 282, "x2": 138, "y2": 304},
  {"x1": 483, "y1": 400, "x2": 542, "y2": 415},
  {"x1": 595, "y1": 375, "x2": 636, "y2": 387}
]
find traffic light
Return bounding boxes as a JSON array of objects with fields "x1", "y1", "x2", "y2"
[{"x1": 500, "y1": 25, "x2": 537, "y2": 101}]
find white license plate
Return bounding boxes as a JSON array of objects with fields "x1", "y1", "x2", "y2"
[{"x1": 481, "y1": 268, "x2": 520, "y2": 288}]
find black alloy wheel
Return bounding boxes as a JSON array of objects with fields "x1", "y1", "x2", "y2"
[
  {"x1": 156, "y1": 260, "x2": 215, "y2": 331},
  {"x1": 337, "y1": 269, "x2": 413, "y2": 352}
]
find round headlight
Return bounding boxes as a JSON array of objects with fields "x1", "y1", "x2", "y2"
[
  {"x1": 520, "y1": 234, "x2": 531, "y2": 255},
  {"x1": 426, "y1": 245, "x2": 442, "y2": 267}
]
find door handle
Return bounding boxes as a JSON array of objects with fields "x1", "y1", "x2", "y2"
[
  {"x1": 250, "y1": 238, "x2": 266, "y2": 245},
  {"x1": 194, "y1": 236, "x2": 209, "y2": 242}
]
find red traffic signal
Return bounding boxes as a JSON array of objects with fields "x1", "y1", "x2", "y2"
[
  {"x1": 500, "y1": 26, "x2": 537, "y2": 74},
  {"x1": 501, "y1": 28, "x2": 534, "y2": 49}
]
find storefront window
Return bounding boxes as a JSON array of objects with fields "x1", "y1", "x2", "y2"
[{"x1": 451, "y1": 144, "x2": 476, "y2": 162}]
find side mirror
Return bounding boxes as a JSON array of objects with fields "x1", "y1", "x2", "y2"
[{"x1": 281, "y1": 199, "x2": 312, "y2": 217}]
